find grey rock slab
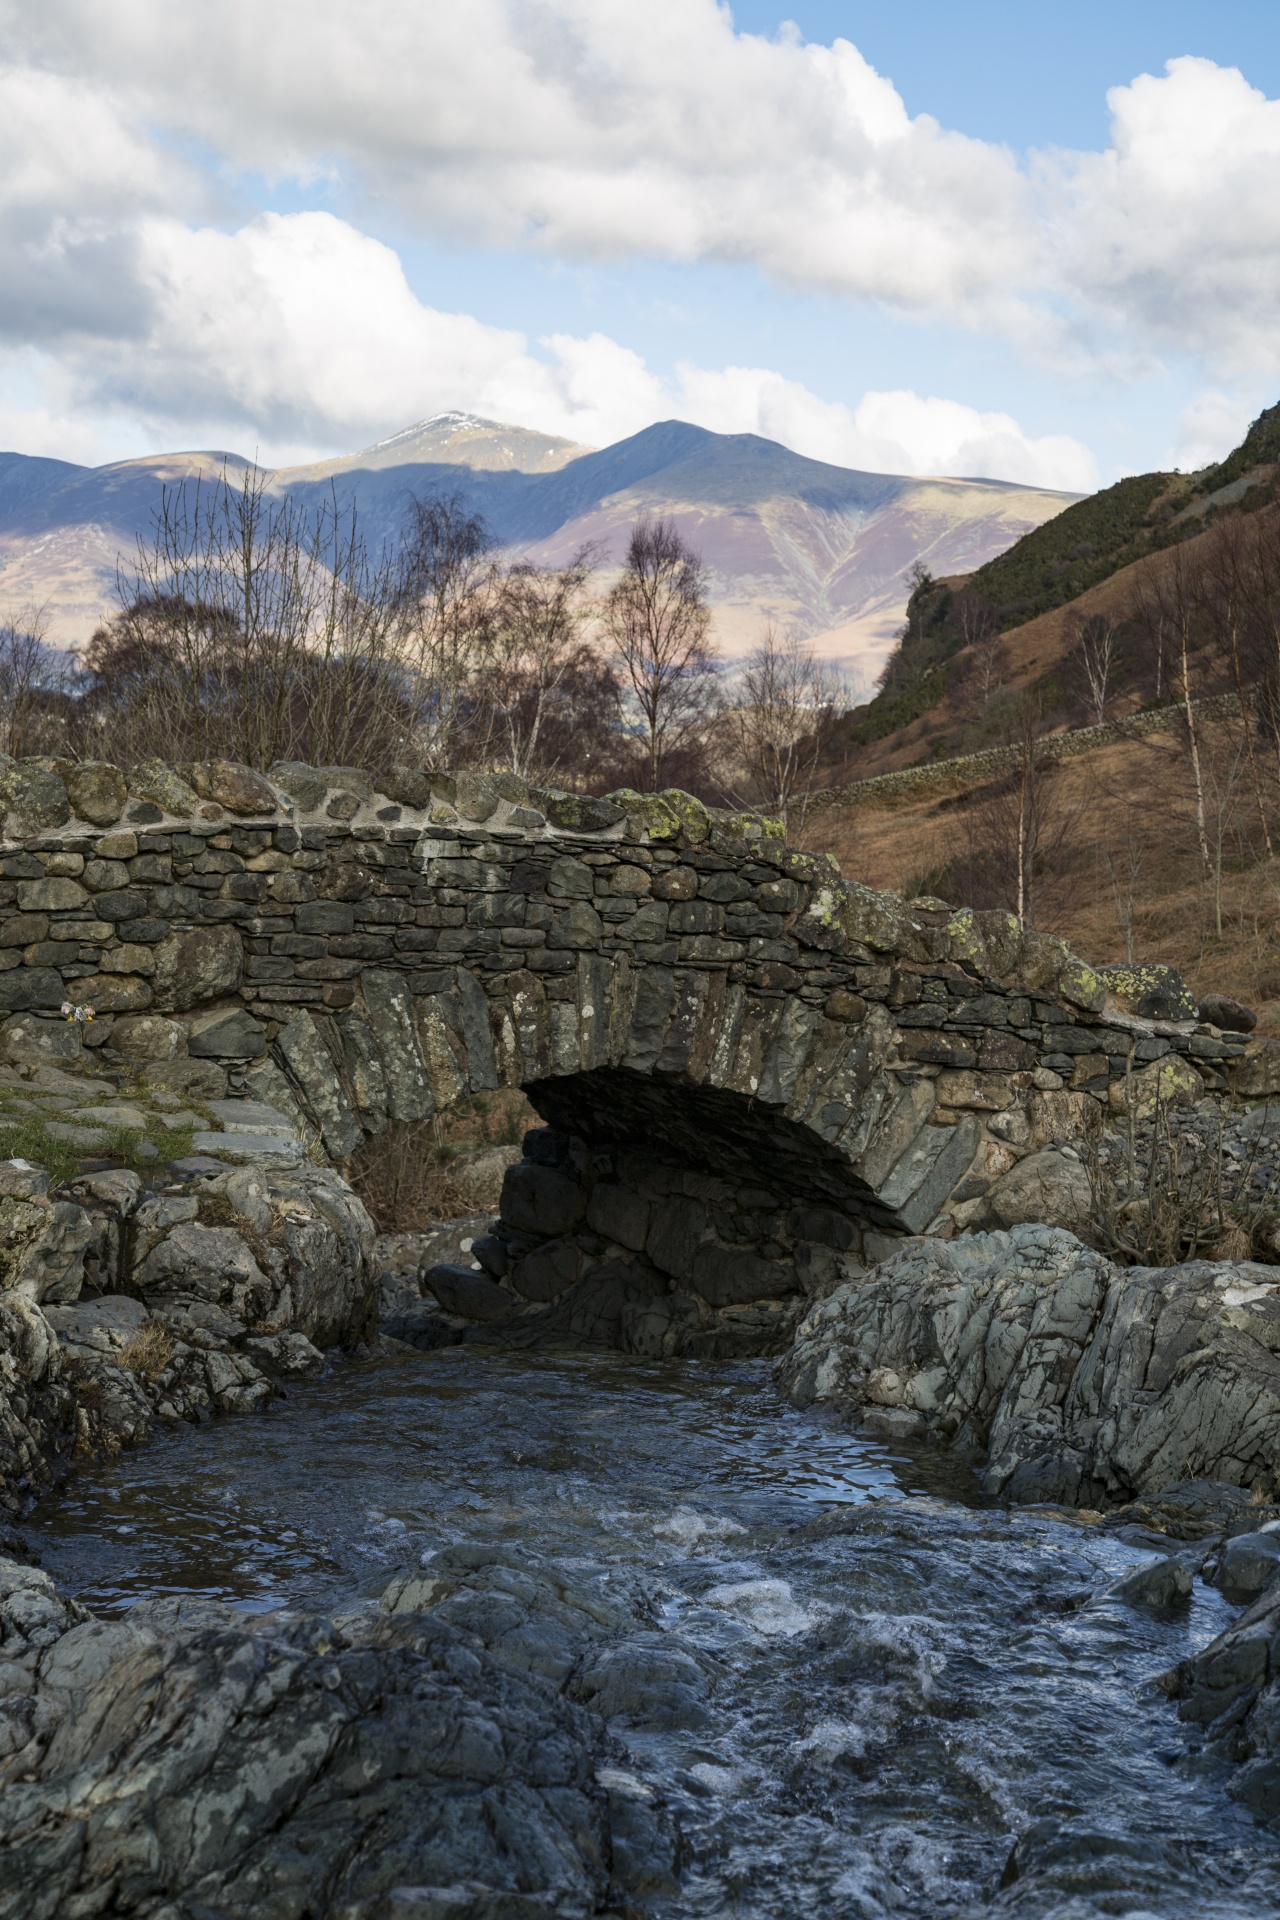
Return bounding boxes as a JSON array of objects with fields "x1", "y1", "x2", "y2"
[
  {"x1": 275, "y1": 1010, "x2": 364, "y2": 1157},
  {"x1": 359, "y1": 971, "x2": 435, "y2": 1123},
  {"x1": 204, "y1": 1099, "x2": 296, "y2": 1136},
  {"x1": 778, "y1": 1226, "x2": 1280, "y2": 1511},
  {"x1": 190, "y1": 1130, "x2": 304, "y2": 1165},
  {"x1": 68, "y1": 1104, "x2": 150, "y2": 1130},
  {"x1": 42, "y1": 1123, "x2": 109, "y2": 1149}
]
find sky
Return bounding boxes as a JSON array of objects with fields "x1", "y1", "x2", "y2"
[{"x1": 3, "y1": 1, "x2": 1280, "y2": 492}]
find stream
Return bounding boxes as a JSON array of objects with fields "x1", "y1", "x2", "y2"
[{"x1": 25, "y1": 1346, "x2": 1280, "y2": 1918}]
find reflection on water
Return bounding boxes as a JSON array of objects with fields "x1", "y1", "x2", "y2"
[{"x1": 26, "y1": 1347, "x2": 1280, "y2": 1917}]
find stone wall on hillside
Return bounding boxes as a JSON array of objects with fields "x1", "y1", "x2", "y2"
[{"x1": 0, "y1": 752, "x2": 1256, "y2": 1350}]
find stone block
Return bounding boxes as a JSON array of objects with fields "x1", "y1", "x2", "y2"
[
  {"x1": 4, "y1": 768, "x2": 70, "y2": 830},
  {"x1": 586, "y1": 1182, "x2": 650, "y2": 1251},
  {"x1": 108, "y1": 1015, "x2": 186, "y2": 1061},
  {"x1": 424, "y1": 1262, "x2": 513, "y2": 1320},
  {"x1": 188, "y1": 1005, "x2": 267, "y2": 1059},
  {"x1": 935, "y1": 1070, "x2": 1014, "y2": 1111},
  {"x1": 275, "y1": 1010, "x2": 363, "y2": 1157},
  {"x1": 500, "y1": 1161, "x2": 586, "y2": 1238},
  {"x1": 0, "y1": 1011, "x2": 82, "y2": 1065},
  {"x1": 0, "y1": 966, "x2": 65, "y2": 1011},
  {"x1": 511, "y1": 1237, "x2": 582, "y2": 1302},
  {"x1": 1107, "y1": 1053, "x2": 1203, "y2": 1117},
  {"x1": 63, "y1": 763, "x2": 127, "y2": 826},
  {"x1": 691, "y1": 1243, "x2": 794, "y2": 1306},
  {"x1": 879, "y1": 1115, "x2": 980, "y2": 1234},
  {"x1": 787, "y1": 1205, "x2": 856, "y2": 1249},
  {"x1": 1229, "y1": 1038, "x2": 1280, "y2": 1100},
  {"x1": 189, "y1": 760, "x2": 279, "y2": 815},
  {"x1": 64, "y1": 973, "x2": 152, "y2": 1014},
  {"x1": 17, "y1": 877, "x2": 86, "y2": 912},
  {"x1": 151, "y1": 926, "x2": 243, "y2": 1012},
  {"x1": 645, "y1": 1195, "x2": 708, "y2": 1277},
  {"x1": 293, "y1": 900, "x2": 353, "y2": 936},
  {"x1": 897, "y1": 1028, "x2": 975, "y2": 1069}
]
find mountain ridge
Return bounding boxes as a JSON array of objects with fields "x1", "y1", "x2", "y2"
[{"x1": 0, "y1": 414, "x2": 1079, "y2": 675}]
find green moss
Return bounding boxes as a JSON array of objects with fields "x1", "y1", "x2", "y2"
[
  {"x1": 659, "y1": 789, "x2": 711, "y2": 844},
  {"x1": 0, "y1": 1119, "x2": 81, "y2": 1187}
]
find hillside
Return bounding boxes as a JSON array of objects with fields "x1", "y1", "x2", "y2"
[
  {"x1": 830, "y1": 399, "x2": 1280, "y2": 766},
  {"x1": 0, "y1": 416, "x2": 1077, "y2": 677}
]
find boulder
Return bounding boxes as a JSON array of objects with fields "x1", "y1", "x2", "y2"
[
  {"x1": 0, "y1": 1013, "x2": 81, "y2": 1067},
  {"x1": 188, "y1": 760, "x2": 278, "y2": 815},
  {"x1": 778, "y1": 1226, "x2": 1280, "y2": 1509},
  {"x1": 1095, "y1": 962, "x2": 1197, "y2": 1022},
  {"x1": 0, "y1": 1555, "x2": 672, "y2": 1918},
  {"x1": 151, "y1": 925, "x2": 243, "y2": 1012},
  {"x1": 60, "y1": 762, "x2": 127, "y2": 826},
  {"x1": 186, "y1": 1005, "x2": 266, "y2": 1059},
  {"x1": 423, "y1": 1262, "x2": 515, "y2": 1321},
  {"x1": 128, "y1": 760, "x2": 198, "y2": 815},
  {"x1": 1163, "y1": 1581, "x2": 1280, "y2": 1813},
  {"x1": 985, "y1": 1146, "x2": 1091, "y2": 1232},
  {"x1": 1107, "y1": 1052, "x2": 1202, "y2": 1118},
  {"x1": 1199, "y1": 992, "x2": 1257, "y2": 1033}
]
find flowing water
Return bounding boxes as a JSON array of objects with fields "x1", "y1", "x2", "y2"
[{"x1": 26, "y1": 1347, "x2": 1280, "y2": 1918}]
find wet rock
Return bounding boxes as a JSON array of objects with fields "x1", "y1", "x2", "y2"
[
  {"x1": 0, "y1": 1560, "x2": 672, "y2": 1920},
  {"x1": 1105, "y1": 1554, "x2": 1193, "y2": 1608},
  {"x1": 1162, "y1": 1580, "x2": 1280, "y2": 1813},
  {"x1": 424, "y1": 1264, "x2": 516, "y2": 1322},
  {"x1": 1215, "y1": 1529, "x2": 1280, "y2": 1604},
  {"x1": 779, "y1": 1225, "x2": 1280, "y2": 1509}
]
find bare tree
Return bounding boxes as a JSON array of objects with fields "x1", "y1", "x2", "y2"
[
  {"x1": 107, "y1": 462, "x2": 409, "y2": 770},
  {"x1": 731, "y1": 626, "x2": 848, "y2": 830},
  {"x1": 1068, "y1": 611, "x2": 1119, "y2": 727},
  {"x1": 961, "y1": 694, "x2": 1078, "y2": 929},
  {"x1": 604, "y1": 517, "x2": 719, "y2": 790},
  {"x1": 955, "y1": 591, "x2": 1004, "y2": 714},
  {"x1": 485, "y1": 549, "x2": 602, "y2": 780},
  {"x1": 0, "y1": 607, "x2": 72, "y2": 757},
  {"x1": 393, "y1": 493, "x2": 499, "y2": 768},
  {"x1": 1198, "y1": 514, "x2": 1273, "y2": 856},
  {"x1": 1128, "y1": 546, "x2": 1212, "y2": 880}
]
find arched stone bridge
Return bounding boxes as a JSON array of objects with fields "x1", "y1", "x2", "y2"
[{"x1": 0, "y1": 754, "x2": 1252, "y2": 1354}]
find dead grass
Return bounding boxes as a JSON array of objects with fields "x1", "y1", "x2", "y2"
[
  {"x1": 120, "y1": 1319, "x2": 175, "y2": 1381},
  {"x1": 347, "y1": 1088, "x2": 536, "y2": 1232},
  {"x1": 801, "y1": 719, "x2": 1280, "y2": 1029}
]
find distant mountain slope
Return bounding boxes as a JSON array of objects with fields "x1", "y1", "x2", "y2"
[
  {"x1": 964, "y1": 399, "x2": 1280, "y2": 631},
  {"x1": 0, "y1": 415, "x2": 1078, "y2": 675}
]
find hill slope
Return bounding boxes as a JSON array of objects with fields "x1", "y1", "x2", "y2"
[{"x1": 0, "y1": 417, "x2": 1076, "y2": 676}]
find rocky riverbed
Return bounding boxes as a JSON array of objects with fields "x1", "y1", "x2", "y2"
[
  {"x1": 10, "y1": 1348, "x2": 1280, "y2": 1919},
  {"x1": 7, "y1": 1080, "x2": 1280, "y2": 1912}
]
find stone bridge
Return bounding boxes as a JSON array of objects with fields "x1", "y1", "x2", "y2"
[{"x1": 0, "y1": 753, "x2": 1254, "y2": 1354}]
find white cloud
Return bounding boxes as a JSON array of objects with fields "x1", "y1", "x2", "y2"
[
  {"x1": 1168, "y1": 390, "x2": 1262, "y2": 472},
  {"x1": 1045, "y1": 57, "x2": 1280, "y2": 375},
  {"x1": 675, "y1": 367, "x2": 1097, "y2": 491},
  {"x1": 1, "y1": 207, "x2": 1091, "y2": 491},
  {"x1": 1, "y1": 8, "x2": 1278, "y2": 471}
]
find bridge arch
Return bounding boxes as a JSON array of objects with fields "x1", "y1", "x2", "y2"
[{"x1": 0, "y1": 760, "x2": 1233, "y2": 1356}]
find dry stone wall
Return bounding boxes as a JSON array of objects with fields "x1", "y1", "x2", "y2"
[{"x1": 0, "y1": 752, "x2": 1254, "y2": 1352}]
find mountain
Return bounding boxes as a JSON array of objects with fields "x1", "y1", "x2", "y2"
[{"x1": 0, "y1": 415, "x2": 1078, "y2": 677}]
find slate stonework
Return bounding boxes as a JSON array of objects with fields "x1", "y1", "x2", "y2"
[{"x1": 0, "y1": 754, "x2": 1250, "y2": 1349}]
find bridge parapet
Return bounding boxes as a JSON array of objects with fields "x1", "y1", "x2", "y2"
[{"x1": 0, "y1": 756, "x2": 1247, "y2": 1351}]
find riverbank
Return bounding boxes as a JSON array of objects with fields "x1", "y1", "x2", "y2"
[{"x1": 11, "y1": 1346, "x2": 1280, "y2": 1918}]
